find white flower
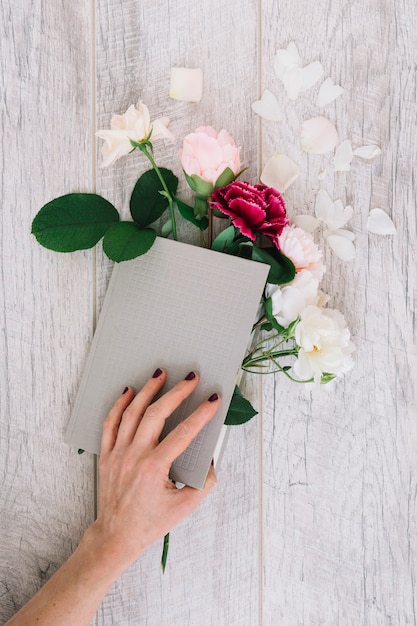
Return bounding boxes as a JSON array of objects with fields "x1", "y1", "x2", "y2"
[
  {"x1": 96, "y1": 101, "x2": 174, "y2": 167},
  {"x1": 265, "y1": 270, "x2": 320, "y2": 328},
  {"x1": 314, "y1": 189, "x2": 353, "y2": 231},
  {"x1": 274, "y1": 42, "x2": 324, "y2": 100},
  {"x1": 293, "y1": 305, "x2": 354, "y2": 382},
  {"x1": 278, "y1": 225, "x2": 325, "y2": 280}
]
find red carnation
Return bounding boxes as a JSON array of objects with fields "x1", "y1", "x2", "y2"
[{"x1": 210, "y1": 181, "x2": 288, "y2": 248}]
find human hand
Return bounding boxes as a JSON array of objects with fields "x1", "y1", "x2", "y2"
[{"x1": 87, "y1": 368, "x2": 219, "y2": 572}]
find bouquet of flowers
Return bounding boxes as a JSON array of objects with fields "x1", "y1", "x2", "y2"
[
  {"x1": 31, "y1": 99, "x2": 355, "y2": 570},
  {"x1": 32, "y1": 101, "x2": 354, "y2": 408}
]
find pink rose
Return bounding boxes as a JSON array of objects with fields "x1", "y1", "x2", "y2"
[
  {"x1": 179, "y1": 126, "x2": 241, "y2": 186},
  {"x1": 210, "y1": 181, "x2": 288, "y2": 248},
  {"x1": 278, "y1": 225, "x2": 325, "y2": 280}
]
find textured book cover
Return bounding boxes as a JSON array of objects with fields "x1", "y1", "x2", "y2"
[{"x1": 65, "y1": 237, "x2": 269, "y2": 488}]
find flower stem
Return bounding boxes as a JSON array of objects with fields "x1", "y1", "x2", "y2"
[
  {"x1": 139, "y1": 144, "x2": 178, "y2": 241},
  {"x1": 242, "y1": 347, "x2": 299, "y2": 369}
]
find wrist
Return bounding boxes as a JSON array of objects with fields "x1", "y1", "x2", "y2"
[{"x1": 80, "y1": 521, "x2": 145, "y2": 578}]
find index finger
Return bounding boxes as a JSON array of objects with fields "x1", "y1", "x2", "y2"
[{"x1": 155, "y1": 393, "x2": 221, "y2": 467}]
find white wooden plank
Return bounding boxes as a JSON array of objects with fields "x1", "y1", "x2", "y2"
[
  {"x1": 260, "y1": 0, "x2": 417, "y2": 624},
  {"x1": 0, "y1": 2, "x2": 95, "y2": 622},
  {"x1": 95, "y1": 0, "x2": 261, "y2": 623}
]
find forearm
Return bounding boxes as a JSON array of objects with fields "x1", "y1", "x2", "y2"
[{"x1": 5, "y1": 525, "x2": 138, "y2": 626}]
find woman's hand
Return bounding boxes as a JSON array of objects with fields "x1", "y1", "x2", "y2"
[
  {"x1": 5, "y1": 369, "x2": 220, "y2": 625},
  {"x1": 88, "y1": 368, "x2": 220, "y2": 571}
]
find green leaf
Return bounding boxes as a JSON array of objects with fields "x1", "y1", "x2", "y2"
[
  {"x1": 175, "y1": 198, "x2": 208, "y2": 230},
  {"x1": 184, "y1": 171, "x2": 214, "y2": 197},
  {"x1": 214, "y1": 167, "x2": 235, "y2": 188},
  {"x1": 211, "y1": 225, "x2": 236, "y2": 252},
  {"x1": 194, "y1": 196, "x2": 209, "y2": 220},
  {"x1": 224, "y1": 386, "x2": 258, "y2": 425},
  {"x1": 212, "y1": 208, "x2": 229, "y2": 219},
  {"x1": 264, "y1": 297, "x2": 285, "y2": 333},
  {"x1": 31, "y1": 193, "x2": 119, "y2": 252},
  {"x1": 251, "y1": 246, "x2": 296, "y2": 284},
  {"x1": 130, "y1": 168, "x2": 178, "y2": 227},
  {"x1": 321, "y1": 372, "x2": 336, "y2": 384},
  {"x1": 161, "y1": 533, "x2": 169, "y2": 573},
  {"x1": 102, "y1": 222, "x2": 156, "y2": 262}
]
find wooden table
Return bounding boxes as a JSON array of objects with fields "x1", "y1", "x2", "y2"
[{"x1": 1, "y1": 1, "x2": 416, "y2": 624}]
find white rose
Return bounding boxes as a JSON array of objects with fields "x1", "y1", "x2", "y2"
[
  {"x1": 293, "y1": 305, "x2": 354, "y2": 382},
  {"x1": 265, "y1": 270, "x2": 320, "y2": 328},
  {"x1": 96, "y1": 101, "x2": 174, "y2": 167}
]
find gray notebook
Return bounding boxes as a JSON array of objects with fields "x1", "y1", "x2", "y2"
[{"x1": 65, "y1": 237, "x2": 268, "y2": 488}]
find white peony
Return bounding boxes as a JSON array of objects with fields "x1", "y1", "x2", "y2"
[
  {"x1": 293, "y1": 305, "x2": 354, "y2": 382},
  {"x1": 278, "y1": 225, "x2": 325, "y2": 280},
  {"x1": 96, "y1": 101, "x2": 174, "y2": 167},
  {"x1": 265, "y1": 270, "x2": 320, "y2": 328}
]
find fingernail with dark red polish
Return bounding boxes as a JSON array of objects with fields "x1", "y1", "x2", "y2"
[
  {"x1": 152, "y1": 368, "x2": 163, "y2": 378},
  {"x1": 184, "y1": 371, "x2": 196, "y2": 381},
  {"x1": 122, "y1": 387, "x2": 129, "y2": 394},
  {"x1": 208, "y1": 393, "x2": 219, "y2": 402}
]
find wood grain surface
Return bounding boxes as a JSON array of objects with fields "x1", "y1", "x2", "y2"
[
  {"x1": 1, "y1": 0, "x2": 416, "y2": 624},
  {"x1": 0, "y1": 1, "x2": 96, "y2": 622}
]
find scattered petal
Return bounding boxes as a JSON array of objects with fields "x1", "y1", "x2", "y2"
[
  {"x1": 301, "y1": 116, "x2": 338, "y2": 154},
  {"x1": 353, "y1": 145, "x2": 382, "y2": 159},
  {"x1": 301, "y1": 61, "x2": 325, "y2": 91},
  {"x1": 325, "y1": 234, "x2": 356, "y2": 261},
  {"x1": 324, "y1": 228, "x2": 356, "y2": 242},
  {"x1": 169, "y1": 67, "x2": 203, "y2": 102},
  {"x1": 317, "y1": 169, "x2": 327, "y2": 180},
  {"x1": 316, "y1": 78, "x2": 344, "y2": 106},
  {"x1": 274, "y1": 42, "x2": 301, "y2": 78},
  {"x1": 293, "y1": 214, "x2": 320, "y2": 233},
  {"x1": 315, "y1": 190, "x2": 353, "y2": 230},
  {"x1": 315, "y1": 189, "x2": 334, "y2": 221},
  {"x1": 260, "y1": 153, "x2": 300, "y2": 192},
  {"x1": 251, "y1": 89, "x2": 282, "y2": 122},
  {"x1": 367, "y1": 208, "x2": 396, "y2": 235},
  {"x1": 274, "y1": 42, "x2": 323, "y2": 100},
  {"x1": 334, "y1": 139, "x2": 354, "y2": 172}
]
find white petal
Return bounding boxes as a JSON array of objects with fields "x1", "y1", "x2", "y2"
[
  {"x1": 169, "y1": 67, "x2": 203, "y2": 102},
  {"x1": 315, "y1": 189, "x2": 334, "y2": 222},
  {"x1": 331, "y1": 200, "x2": 354, "y2": 229},
  {"x1": 317, "y1": 169, "x2": 327, "y2": 180},
  {"x1": 274, "y1": 42, "x2": 301, "y2": 77},
  {"x1": 301, "y1": 117, "x2": 338, "y2": 154},
  {"x1": 251, "y1": 89, "x2": 282, "y2": 121},
  {"x1": 324, "y1": 228, "x2": 356, "y2": 242},
  {"x1": 334, "y1": 139, "x2": 354, "y2": 172},
  {"x1": 282, "y1": 66, "x2": 304, "y2": 100},
  {"x1": 316, "y1": 78, "x2": 344, "y2": 106},
  {"x1": 293, "y1": 214, "x2": 320, "y2": 233},
  {"x1": 325, "y1": 234, "x2": 356, "y2": 261},
  {"x1": 151, "y1": 118, "x2": 175, "y2": 142},
  {"x1": 353, "y1": 145, "x2": 382, "y2": 159},
  {"x1": 367, "y1": 208, "x2": 396, "y2": 235},
  {"x1": 260, "y1": 153, "x2": 300, "y2": 192},
  {"x1": 300, "y1": 61, "x2": 324, "y2": 91}
]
